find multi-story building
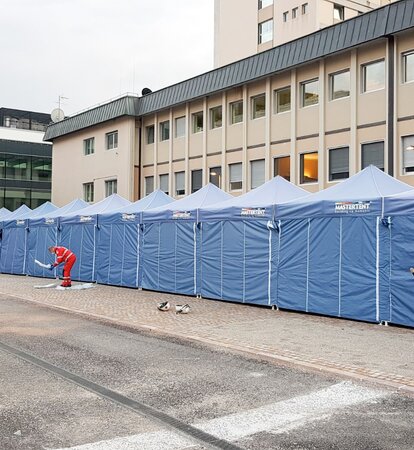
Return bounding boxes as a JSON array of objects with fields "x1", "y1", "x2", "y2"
[
  {"x1": 0, "y1": 108, "x2": 52, "y2": 210},
  {"x1": 214, "y1": 0, "x2": 388, "y2": 67},
  {"x1": 45, "y1": 1, "x2": 414, "y2": 205}
]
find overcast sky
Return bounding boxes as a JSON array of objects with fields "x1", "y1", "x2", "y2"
[{"x1": 0, "y1": 0, "x2": 214, "y2": 117}]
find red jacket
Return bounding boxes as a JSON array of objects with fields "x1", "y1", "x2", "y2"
[{"x1": 52, "y1": 246, "x2": 75, "y2": 267}]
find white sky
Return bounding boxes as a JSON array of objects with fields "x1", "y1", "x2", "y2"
[{"x1": 0, "y1": 0, "x2": 214, "y2": 116}]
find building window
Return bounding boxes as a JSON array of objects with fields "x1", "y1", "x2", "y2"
[
  {"x1": 330, "y1": 70, "x2": 350, "y2": 100},
  {"x1": 402, "y1": 51, "x2": 414, "y2": 83},
  {"x1": 106, "y1": 131, "x2": 118, "y2": 150},
  {"x1": 192, "y1": 111, "x2": 203, "y2": 133},
  {"x1": 292, "y1": 7, "x2": 298, "y2": 19},
  {"x1": 159, "y1": 174, "x2": 169, "y2": 194},
  {"x1": 283, "y1": 11, "x2": 289, "y2": 22},
  {"x1": 210, "y1": 106, "x2": 222, "y2": 129},
  {"x1": 31, "y1": 157, "x2": 52, "y2": 182},
  {"x1": 209, "y1": 167, "x2": 222, "y2": 188},
  {"x1": 175, "y1": 116, "x2": 186, "y2": 138},
  {"x1": 229, "y1": 163, "x2": 242, "y2": 191},
  {"x1": 302, "y1": 3, "x2": 308, "y2": 14},
  {"x1": 146, "y1": 125, "x2": 154, "y2": 144},
  {"x1": 160, "y1": 121, "x2": 170, "y2": 141},
  {"x1": 252, "y1": 94, "x2": 266, "y2": 119},
  {"x1": 362, "y1": 60, "x2": 385, "y2": 93},
  {"x1": 175, "y1": 171, "x2": 185, "y2": 196},
  {"x1": 83, "y1": 182, "x2": 94, "y2": 203},
  {"x1": 83, "y1": 137, "x2": 94, "y2": 155},
  {"x1": 361, "y1": 142, "x2": 384, "y2": 171},
  {"x1": 403, "y1": 135, "x2": 414, "y2": 173},
  {"x1": 230, "y1": 100, "x2": 243, "y2": 124},
  {"x1": 301, "y1": 79, "x2": 319, "y2": 107},
  {"x1": 251, "y1": 159, "x2": 265, "y2": 189},
  {"x1": 105, "y1": 179, "x2": 117, "y2": 196},
  {"x1": 258, "y1": 0, "x2": 273, "y2": 9},
  {"x1": 329, "y1": 147, "x2": 349, "y2": 181},
  {"x1": 333, "y1": 4, "x2": 344, "y2": 21},
  {"x1": 145, "y1": 176, "x2": 154, "y2": 195},
  {"x1": 191, "y1": 169, "x2": 202, "y2": 193},
  {"x1": 258, "y1": 19, "x2": 273, "y2": 44},
  {"x1": 300, "y1": 152, "x2": 318, "y2": 184},
  {"x1": 274, "y1": 156, "x2": 290, "y2": 181},
  {"x1": 275, "y1": 87, "x2": 291, "y2": 113},
  {"x1": 5, "y1": 155, "x2": 30, "y2": 180}
]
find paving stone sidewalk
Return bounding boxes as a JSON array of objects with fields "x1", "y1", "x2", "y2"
[{"x1": 0, "y1": 274, "x2": 413, "y2": 394}]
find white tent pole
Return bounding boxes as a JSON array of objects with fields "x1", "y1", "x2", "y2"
[
  {"x1": 306, "y1": 219, "x2": 310, "y2": 312},
  {"x1": 376, "y1": 217, "x2": 380, "y2": 322},
  {"x1": 267, "y1": 226, "x2": 272, "y2": 306},
  {"x1": 338, "y1": 218, "x2": 342, "y2": 317}
]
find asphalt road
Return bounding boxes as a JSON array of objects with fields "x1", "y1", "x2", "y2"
[{"x1": 0, "y1": 296, "x2": 413, "y2": 450}]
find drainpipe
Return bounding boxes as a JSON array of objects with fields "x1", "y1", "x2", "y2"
[{"x1": 387, "y1": 35, "x2": 394, "y2": 177}]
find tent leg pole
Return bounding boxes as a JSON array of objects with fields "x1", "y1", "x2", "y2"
[{"x1": 138, "y1": 287, "x2": 142, "y2": 291}]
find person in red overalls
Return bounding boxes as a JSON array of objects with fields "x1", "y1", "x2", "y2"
[{"x1": 48, "y1": 246, "x2": 76, "y2": 287}]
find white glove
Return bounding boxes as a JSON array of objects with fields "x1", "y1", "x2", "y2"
[{"x1": 46, "y1": 264, "x2": 52, "y2": 270}]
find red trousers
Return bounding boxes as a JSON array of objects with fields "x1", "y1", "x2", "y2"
[{"x1": 62, "y1": 255, "x2": 76, "y2": 287}]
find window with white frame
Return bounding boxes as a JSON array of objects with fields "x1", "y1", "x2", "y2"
[
  {"x1": 191, "y1": 169, "x2": 202, "y2": 193},
  {"x1": 402, "y1": 135, "x2": 414, "y2": 173},
  {"x1": 274, "y1": 156, "x2": 290, "y2": 180},
  {"x1": 252, "y1": 94, "x2": 266, "y2": 119},
  {"x1": 146, "y1": 125, "x2": 154, "y2": 144},
  {"x1": 274, "y1": 87, "x2": 291, "y2": 113},
  {"x1": 83, "y1": 137, "x2": 94, "y2": 155},
  {"x1": 362, "y1": 60, "x2": 385, "y2": 93},
  {"x1": 83, "y1": 182, "x2": 94, "y2": 203},
  {"x1": 283, "y1": 11, "x2": 289, "y2": 22},
  {"x1": 230, "y1": 100, "x2": 243, "y2": 124},
  {"x1": 192, "y1": 111, "x2": 203, "y2": 133},
  {"x1": 302, "y1": 3, "x2": 308, "y2": 14},
  {"x1": 259, "y1": 0, "x2": 273, "y2": 9},
  {"x1": 159, "y1": 174, "x2": 169, "y2": 194},
  {"x1": 251, "y1": 159, "x2": 265, "y2": 189},
  {"x1": 329, "y1": 70, "x2": 350, "y2": 100},
  {"x1": 258, "y1": 19, "x2": 273, "y2": 44},
  {"x1": 210, "y1": 106, "x2": 222, "y2": 129},
  {"x1": 175, "y1": 171, "x2": 185, "y2": 196},
  {"x1": 333, "y1": 4, "x2": 344, "y2": 21},
  {"x1": 329, "y1": 147, "x2": 349, "y2": 181},
  {"x1": 292, "y1": 7, "x2": 298, "y2": 19},
  {"x1": 402, "y1": 51, "x2": 414, "y2": 83},
  {"x1": 106, "y1": 131, "x2": 118, "y2": 150},
  {"x1": 145, "y1": 176, "x2": 154, "y2": 195},
  {"x1": 175, "y1": 117, "x2": 186, "y2": 138},
  {"x1": 301, "y1": 79, "x2": 319, "y2": 107},
  {"x1": 229, "y1": 163, "x2": 242, "y2": 191},
  {"x1": 361, "y1": 142, "x2": 384, "y2": 170},
  {"x1": 105, "y1": 179, "x2": 117, "y2": 196},
  {"x1": 159, "y1": 121, "x2": 170, "y2": 141},
  {"x1": 300, "y1": 152, "x2": 318, "y2": 183},
  {"x1": 209, "y1": 166, "x2": 221, "y2": 188}
]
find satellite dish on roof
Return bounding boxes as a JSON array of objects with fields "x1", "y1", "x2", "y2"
[
  {"x1": 51, "y1": 108, "x2": 65, "y2": 122},
  {"x1": 141, "y1": 88, "x2": 152, "y2": 96}
]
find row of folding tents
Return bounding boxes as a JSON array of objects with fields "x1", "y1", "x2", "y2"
[{"x1": 0, "y1": 165, "x2": 413, "y2": 328}]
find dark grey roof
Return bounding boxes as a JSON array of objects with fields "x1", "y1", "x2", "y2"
[
  {"x1": 45, "y1": 0, "x2": 414, "y2": 142},
  {"x1": 44, "y1": 96, "x2": 139, "y2": 141}
]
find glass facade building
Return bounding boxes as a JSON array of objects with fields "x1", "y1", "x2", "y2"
[{"x1": 0, "y1": 108, "x2": 52, "y2": 210}]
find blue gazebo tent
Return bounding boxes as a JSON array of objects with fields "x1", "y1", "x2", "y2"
[
  {"x1": 58, "y1": 194, "x2": 131, "y2": 282},
  {"x1": 199, "y1": 176, "x2": 308, "y2": 305},
  {"x1": 141, "y1": 183, "x2": 232, "y2": 295},
  {"x1": 275, "y1": 165, "x2": 413, "y2": 323},
  {"x1": 380, "y1": 190, "x2": 414, "y2": 327},
  {"x1": 0, "y1": 207, "x2": 10, "y2": 220},
  {"x1": 96, "y1": 190, "x2": 173, "y2": 287},
  {"x1": 0, "y1": 202, "x2": 57, "y2": 275},
  {"x1": 26, "y1": 199, "x2": 88, "y2": 278}
]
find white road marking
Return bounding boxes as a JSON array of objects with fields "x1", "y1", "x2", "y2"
[{"x1": 55, "y1": 381, "x2": 386, "y2": 450}]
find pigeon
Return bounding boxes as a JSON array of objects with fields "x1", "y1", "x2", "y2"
[
  {"x1": 157, "y1": 301, "x2": 170, "y2": 311},
  {"x1": 175, "y1": 304, "x2": 190, "y2": 314}
]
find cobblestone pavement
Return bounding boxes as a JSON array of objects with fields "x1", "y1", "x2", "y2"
[{"x1": 0, "y1": 274, "x2": 413, "y2": 394}]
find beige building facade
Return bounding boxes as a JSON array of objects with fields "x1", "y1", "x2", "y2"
[
  {"x1": 45, "y1": 1, "x2": 414, "y2": 206},
  {"x1": 214, "y1": 0, "x2": 387, "y2": 67}
]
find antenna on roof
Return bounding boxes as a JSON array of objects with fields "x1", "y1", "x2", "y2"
[
  {"x1": 51, "y1": 108, "x2": 65, "y2": 122},
  {"x1": 141, "y1": 88, "x2": 152, "y2": 96}
]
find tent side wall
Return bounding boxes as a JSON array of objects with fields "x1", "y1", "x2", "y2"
[
  {"x1": 200, "y1": 220, "x2": 272, "y2": 305},
  {"x1": 26, "y1": 225, "x2": 59, "y2": 277},
  {"x1": 0, "y1": 224, "x2": 28, "y2": 275}
]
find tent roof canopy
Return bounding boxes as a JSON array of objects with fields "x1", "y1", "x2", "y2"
[
  {"x1": 3, "y1": 204, "x2": 31, "y2": 220},
  {"x1": 116, "y1": 189, "x2": 173, "y2": 213},
  {"x1": 19, "y1": 202, "x2": 57, "y2": 220},
  {"x1": 277, "y1": 166, "x2": 414, "y2": 219},
  {"x1": 43, "y1": 199, "x2": 89, "y2": 218},
  {"x1": 0, "y1": 207, "x2": 11, "y2": 220},
  {"x1": 62, "y1": 194, "x2": 131, "y2": 218}
]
